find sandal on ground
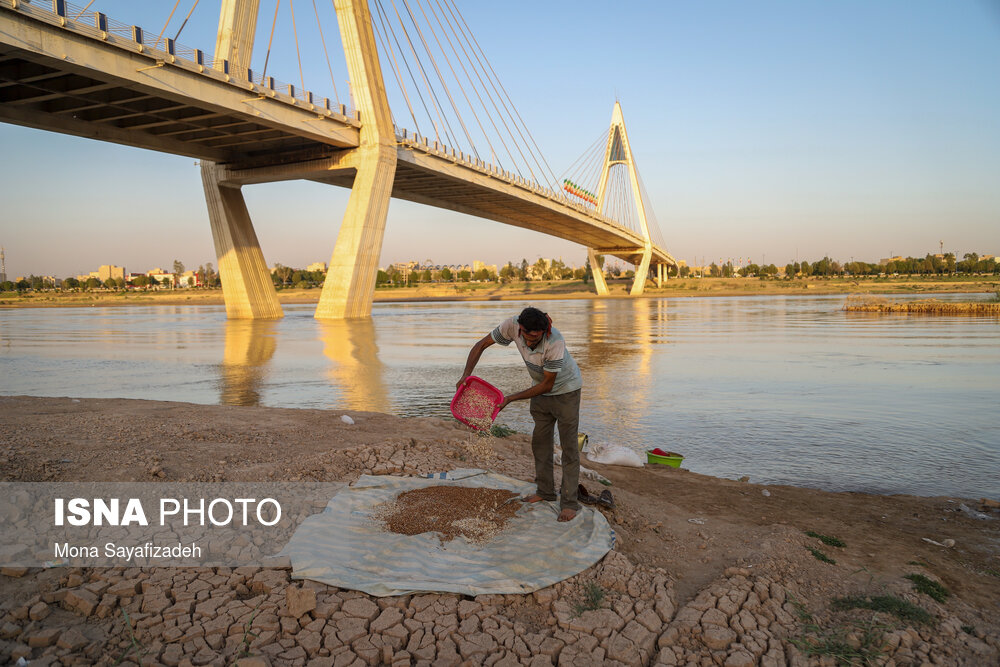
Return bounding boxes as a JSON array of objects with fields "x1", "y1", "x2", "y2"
[
  {"x1": 578, "y1": 484, "x2": 598, "y2": 505},
  {"x1": 596, "y1": 489, "x2": 615, "y2": 510}
]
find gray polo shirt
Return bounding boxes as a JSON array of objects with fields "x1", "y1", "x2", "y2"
[{"x1": 491, "y1": 316, "x2": 582, "y2": 396}]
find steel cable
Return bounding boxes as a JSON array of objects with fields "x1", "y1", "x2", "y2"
[
  {"x1": 311, "y1": 0, "x2": 340, "y2": 104},
  {"x1": 387, "y1": 0, "x2": 453, "y2": 147},
  {"x1": 374, "y1": 0, "x2": 432, "y2": 137},
  {"x1": 442, "y1": 0, "x2": 561, "y2": 190}
]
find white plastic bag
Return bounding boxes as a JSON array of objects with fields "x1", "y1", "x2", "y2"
[{"x1": 586, "y1": 443, "x2": 645, "y2": 467}]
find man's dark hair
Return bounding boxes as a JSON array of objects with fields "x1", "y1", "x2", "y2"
[{"x1": 517, "y1": 307, "x2": 549, "y2": 332}]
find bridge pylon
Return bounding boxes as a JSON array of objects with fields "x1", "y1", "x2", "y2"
[
  {"x1": 202, "y1": 0, "x2": 283, "y2": 319},
  {"x1": 592, "y1": 102, "x2": 655, "y2": 296},
  {"x1": 314, "y1": 0, "x2": 397, "y2": 319}
]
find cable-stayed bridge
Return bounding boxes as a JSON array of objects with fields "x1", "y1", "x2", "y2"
[{"x1": 0, "y1": 0, "x2": 677, "y2": 318}]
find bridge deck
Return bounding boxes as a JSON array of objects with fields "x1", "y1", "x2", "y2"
[{"x1": 0, "y1": 2, "x2": 674, "y2": 269}]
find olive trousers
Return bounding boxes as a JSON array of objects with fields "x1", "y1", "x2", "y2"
[{"x1": 529, "y1": 389, "x2": 581, "y2": 511}]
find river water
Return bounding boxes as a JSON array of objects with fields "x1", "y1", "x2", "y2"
[{"x1": 1, "y1": 294, "x2": 998, "y2": 498}]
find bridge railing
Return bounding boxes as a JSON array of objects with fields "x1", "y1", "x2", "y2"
[
  {"x1": 4, "y1": 0, "x2": 359, "y2": 125},
  {"x1": 392, "y1": 126, "x2": 650, "y2": 241}
]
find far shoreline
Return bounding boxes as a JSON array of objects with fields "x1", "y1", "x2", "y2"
[{"x1": 2, "y1": 276, "x2": 998, "y2": 310}]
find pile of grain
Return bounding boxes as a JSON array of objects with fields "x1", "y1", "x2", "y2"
[{"x1": 372, "y1": 485, "x2": 520, "y2": 545}]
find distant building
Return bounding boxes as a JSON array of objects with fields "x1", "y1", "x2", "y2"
[
  {"x1": 98, "y1": 265, "x2": 126, "y2": 282},
  {"x1": 306, "y1": 262, "x2": 328, "y2": 272},
  {"x1": 879, "y1": 256, "x2": 904, "y2": 266},
  {"x1": 146, "y1": 268, "x2": 174, "y2": 287},
  {"x1": 177, "y1": 270, "x2": 201, "y2": 287}
]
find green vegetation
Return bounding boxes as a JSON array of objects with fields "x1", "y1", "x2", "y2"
[
  {"x1": 907, "y1": 560, "x2": 929, "y2": 568},
  {"x1": 962, "y1": 625, "x2": 976, "y2": 635},
  {"x1": 113, "y1": 608, "x2": 148, "y2": 665},
  {"x1": 230, "y1": 602, "x2": 263, "y2": 664},
  {"x1": 832, "y1": 595, "x2": 934, "y2": 625},
  {"x1": 807, "y1": 546, "x2": 837, "y2": 564},
  {"x1": 789, "y1": 595, "x2": 889, "y2": 666},
  {"x1": 572, "y1": 581, "x2": 606, "y2": 616},
  {"x1": 790, "y1": 619, "x2": 888, "y2": 667},
  {"x1": 806, "y1": 531, "x2": 846, "y2": 548},
  {"x1": 488, "y1": 423, "x2": 516, "y2": 438},
  {"x1": 904, "y1": 574, "x2": 949, "y2": 603}
]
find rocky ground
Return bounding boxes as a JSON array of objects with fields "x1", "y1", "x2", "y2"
[{"x1": 1, "y1": 396, "x2": 998, "y2": 666}]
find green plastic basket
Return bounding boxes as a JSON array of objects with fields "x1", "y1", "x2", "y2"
[{"x1": 646, "y1": 451, "x2": 684, "y2": 467}]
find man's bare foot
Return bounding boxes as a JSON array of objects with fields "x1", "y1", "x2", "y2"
[
  {"x1": 557, "y1": 508, "x2": 577, "y2": 522},
  {"x1": 522, "y1": 494, "x2": 545, "y2": 503}
]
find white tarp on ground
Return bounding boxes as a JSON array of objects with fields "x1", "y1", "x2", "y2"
[{"x1": 280, "y1": 469, "x2": 615, "y2": 597}]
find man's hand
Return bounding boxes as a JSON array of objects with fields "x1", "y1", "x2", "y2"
[
  {"x1": 456, "y1": 375, "x2": 469, "y2": 391},
  {"x1": 497, "y1": 397, "x2": 511, "y2": 413}
]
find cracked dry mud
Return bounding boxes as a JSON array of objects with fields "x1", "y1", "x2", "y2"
[{"x1": 1, "y1": 396, "x2": 998, "y2": 666}]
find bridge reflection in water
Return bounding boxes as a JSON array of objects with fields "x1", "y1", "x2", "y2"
[
  {"x1": 217, "y1": 300, "x2": 661, "y2": 421},
  {"x1": 580, "y1": 298, "x2": 663, "y2": 443},
  {"x1": 218, "y1": 319, "x2": 278, "y2": 407},
  {"x1": 317, "y1": 318, "x2": 390, "y2": 414}
]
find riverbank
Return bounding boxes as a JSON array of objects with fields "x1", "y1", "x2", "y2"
[
  {"x1": 2, "y1": 276, "x2": 998, "y2": 309},
  {"x1": 843, "y1": 295, "x2": 1000, "y2": 315},
  {"x1": 1, "y1": 396, "x2": 997, "y2": 665}
]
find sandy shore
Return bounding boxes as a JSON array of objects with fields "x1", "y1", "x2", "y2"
[
  {"x1": 2, "y1": 277, "x2": 998, "y2": 309},
  {"x1": 1, "y1": 396, "x2": 998, "y2": 665}
]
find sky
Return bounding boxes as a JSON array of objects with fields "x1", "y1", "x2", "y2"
[{"x1": 1, "y1": 0, "x2": 999, "y2": 279}]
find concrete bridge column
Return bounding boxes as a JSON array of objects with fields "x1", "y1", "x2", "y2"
[
  {"x1": 630, "y1": 246, "x2": 653, "y2": 296},
  {"x1": 588, "y1": 248, "x2": 609, "y2": 296},
  {"x1": 316, "y1": 0, "x2": 397, "y2": 319},
  {"x1": 201, "y1": 163, "x2": 283, "y2": 319},
  {"x1": 315, "y1": 145, "x2": 396, "y2": 319}
]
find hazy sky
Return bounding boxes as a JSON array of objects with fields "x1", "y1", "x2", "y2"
[{"x1": 1, "y1": 0, "x2": 998, "y2": 279}]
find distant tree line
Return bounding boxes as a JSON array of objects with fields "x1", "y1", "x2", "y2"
[
  {"x1": 4, "y1": 251, "x2": 997, "y2": 295},
  {"x1": 0, "y1": 261, "x2": 220, "y2": 293}
]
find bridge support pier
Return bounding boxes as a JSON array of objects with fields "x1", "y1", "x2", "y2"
[
  {"x1": 315, "y1": 0, "x2": 397, "y2": 319},
  {"x1": 630, "y1": 246, "x2": 652, "y2": 296},
  {"x1": 588, "y1": 248, "x2": 609, "y2": 296},
  {"x1": 201, "y1": 162, "x2": 283, "y2": 319},
  {"x1": 315, "y1": 146, "x2": 397, "y2": 319}
]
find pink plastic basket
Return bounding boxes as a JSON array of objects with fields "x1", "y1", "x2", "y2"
[{"x1": 450, "y1": 376, "x2": 504, "y2": 430}]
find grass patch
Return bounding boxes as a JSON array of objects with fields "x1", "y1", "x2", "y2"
[
  {"x1": 806, "y1": 531, "x2": 846, "y2": 548},
  {"x1": 832, "y1": 595, "x2": 934, "y2": 625},
  {"x1": 113, "y1": 608, "x2": 148, "y2": 665},
  {"x1": 962, "y1": 625, "x2": 975, "y2": 635},
  {"x1": 807, "y1": 546, "x2": 837, "y2": 564},
  {"x1": 907, "y1": 560, "x2": 929, "y2": 568},
  {"x1": 572, "y1": 582, "x2": 606, "y2": 616},
  {"x1": 905, "y1": 574, "x2": 949, "y2": 603},
  {"x1": 790, "y1": 623, "x2": 887, "y2": 667},
  {"x1": 982, "y1": 568, "x2": 1000, "y2": 578},
  {"x1": 489, "y1": 423, "x2": 516, "y2": 438},
  {"x1": 230, "y1": 600, "x2": 264, "y2": 665}
]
